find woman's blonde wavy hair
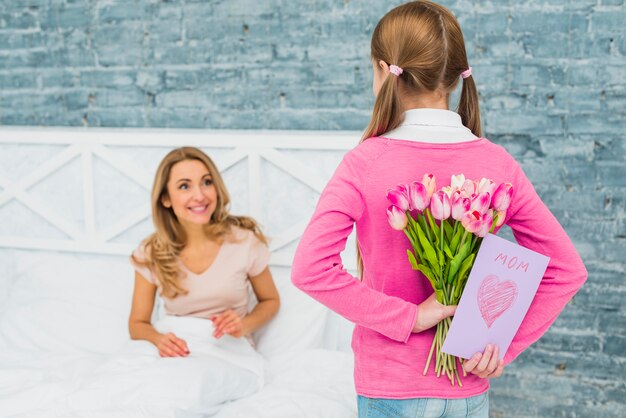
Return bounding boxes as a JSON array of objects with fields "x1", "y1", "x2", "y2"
[
  {"x1": 357, "y1": 0, "x2": 481, "y2": 276},
  {"x1": 132, "y1": 147, "x2": 267, "y2": 298}
]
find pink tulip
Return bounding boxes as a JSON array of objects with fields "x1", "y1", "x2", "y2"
[
  {"x1": 493, "y1": 209, "x2": 506, "y2": 227},
  {"x1": 430, "y1": 190, "x2": 451, "y2": 220},
  {"x1": 409, "y1": 181, "x2": 430, "y2": 211},
  {"x1": 451, "y1": 174, "x2": 465, "y2": 192},
  {"x1": 387, "y1": 205, "x2": 408, "y2": 230},
  {"x1": 477, "y1": 178, "x2": 497, "y2": 196},
  {"x1": 421, "y1": 174, "x2": 436, "y2": 198},
  {"x1": 462, "y1": 210, "x2": 493, "y2": 237},
  {"x1": 470, "y1": 192, "x2": 491, "y2": 214},
  {"x1": 460, "y1": 179, "x2": 477, "y2": 197},
  {"x1": 387, "y1": 185, "x2": 410, "y2": 212},
  {"x1": 451, "y1": 191, "x2": 471, "y2": 221},
  {"x1": 492, "y1": 183, "x2": 513, "y2": 211},
  {"x1": 440, "y1": 186, "x2": 453, "y2": 198}
]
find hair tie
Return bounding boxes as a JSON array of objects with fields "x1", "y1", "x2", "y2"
[
  {"x1": 389, "y1": 65, "x2": 403, "y2": 77},
  {"x1": 460, "y1": 67, "x2": 472, "y2": 79}
]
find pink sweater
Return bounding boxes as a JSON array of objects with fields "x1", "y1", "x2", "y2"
[{"x1": 291, "y1": 136, "x2": 587, "y2": 399}]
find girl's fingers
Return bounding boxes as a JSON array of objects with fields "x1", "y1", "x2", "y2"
[
  {"x1": 475, "y1": 344, "x2": 493, "y2": 373},
  {"x1": 490, "y1": 360, "x2": 505, "y2": 378},
  {"x1": 463, "y1": 352, "x2": 481, "y2": 373},
  {"x1": 485, "y1": 346, "x2": 500, "y2": 374}
]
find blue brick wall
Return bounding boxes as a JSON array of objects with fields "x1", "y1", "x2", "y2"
[{"x1": 1, "y1": 1, "x2": 625, "y2": 416}]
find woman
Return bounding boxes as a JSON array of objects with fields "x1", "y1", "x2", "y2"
[{"x1": 129, "y1": 146, "x2": 280, "y2": 357}]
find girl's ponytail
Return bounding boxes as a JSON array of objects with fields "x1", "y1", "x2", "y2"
[
  {"x1": 457, "y1": 74, "x2": 482, "y2": 138},
  {"x1": 362, "y1": 71, "x2": 404, "y2": 141}
]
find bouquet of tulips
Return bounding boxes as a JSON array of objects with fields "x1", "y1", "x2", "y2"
[{"x1": 386, "y1": 174, "x2": 513, "y2": 386}]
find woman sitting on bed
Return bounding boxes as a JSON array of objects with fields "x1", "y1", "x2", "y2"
[{"x1": 129, "y1": 146, "x2": 280, "y2": 357}]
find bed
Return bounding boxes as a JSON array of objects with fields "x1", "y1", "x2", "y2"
[{"x1": 0, "y1": 128, "x2": 360, "y2": 418}]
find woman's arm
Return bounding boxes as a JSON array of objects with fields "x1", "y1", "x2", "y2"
[
  {"x1": 212, "y1": 267, "x2": 280, "y2": 338},
  {"x1": 128, "y1": 271, "x2": 189, "y2": 356}
]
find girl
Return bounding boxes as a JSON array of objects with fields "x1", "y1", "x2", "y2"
[
  {"x1": 291, "y1": 2, "x2": 587, "y2": 417},
  {"x1": 129, "y1": 146, "x2": 280, "y2": 357}
]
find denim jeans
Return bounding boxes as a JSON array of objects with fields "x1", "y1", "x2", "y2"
[{"x1": 357, "y1": 392, "x2": 489, "y2": 418}]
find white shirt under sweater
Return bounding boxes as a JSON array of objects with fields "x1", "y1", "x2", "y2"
[{"x1": 383, "y1": 108, "x2": 478, "y2": 143}]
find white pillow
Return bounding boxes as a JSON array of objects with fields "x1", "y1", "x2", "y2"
[
  {"x1": 0, "y1": 251, "x2": 134, "y2": 355},
  {"x1": 252, "y1": 266, "x2": 329, "y2": 359}
]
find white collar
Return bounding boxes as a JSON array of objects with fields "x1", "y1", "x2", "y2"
[
  {"x1": 400, "y1": 108, "x2": 466, "y2": 128},
  {"x1": 382, "y1": 108, "x2": 478, "y2": 143}
]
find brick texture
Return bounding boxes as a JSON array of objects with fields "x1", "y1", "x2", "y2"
[{"x1": 0, "y1": 1, "x2": 624, "y2": 416}]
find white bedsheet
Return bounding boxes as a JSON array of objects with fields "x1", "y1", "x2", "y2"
[
  {"x1": 0, "y1": 253, "x2": 357, "y2": 417},
  {"x1": 1, "y1": 316, "x2": 264, "y2": 417}
]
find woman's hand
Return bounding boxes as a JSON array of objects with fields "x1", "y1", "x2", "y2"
[
  {"x1": 412, "y1": 293, "x2": 457, "y2": 333},
  {"x1": 211, "y1": 309, "x2": 247, "y2": 339},
  {"x1": 462, "y1": 344, "x2": 505, "y2": 379},
  {"x1": 155, "y1": 332, "x2": 189, "y2": 357}
]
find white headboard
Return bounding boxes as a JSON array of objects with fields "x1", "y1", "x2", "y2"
[{"x1": 0, "y1": 128, "x2": 359, "y2": 269}]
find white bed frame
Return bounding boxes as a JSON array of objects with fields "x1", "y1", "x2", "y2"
[{"x1": 0, "y1": 128, "x2": 359, "y2": 269}]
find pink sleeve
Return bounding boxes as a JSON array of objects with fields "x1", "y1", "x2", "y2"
[
  {"x1": 247, "y1": 233, "x2": 271, "y2": 277},
  {"x1": 291, "y1": 149, "x2": 418, "y2": 343},
  {"x1": 503, "y1": 162, "x2": 588, "y2": 364},
  {"x1": 130, "y1": 243, "x2": 157, "y2": 285}
]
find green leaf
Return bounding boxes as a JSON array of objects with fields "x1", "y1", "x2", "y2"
[
  {"x1": 407, "y1": 249, "x2": 419, "y2": 270},
  {"x1": 426, "y1": 209, "x2": 441, "y2": 245},
  {"x1": 403, "y1": 229, "x2": 418, "y2": 251},
  {"x1": 443, "y1": 243, "x2": 453, "y2": 259},
  {"x1": 447, "y1": 240, "x2": 471, "y2": 284},
  {"x1": 416, "y1": 264, "x2": 437, "y2": 288},
  {"x1": 414, "y1": 221, "x2": 440, "y2": 274},
  {"x1": 417, "y1": 215, "x2": 432, "y2": 244},
  {"x1": 443, "y1": 220, "x2": 454, "y2": 242},
  {"x1": 449, "y1": 226, "x2": 463, "y2": 253},
  {"x1": 457, "y1": 253, "x2": 476, "y2": 283}
]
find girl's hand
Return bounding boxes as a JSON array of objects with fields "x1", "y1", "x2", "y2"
[
  {"x1": 462, "y1": 344, "x2": 505, "y2": 379},
  {"x1": 155, "y1": 332, "x2": 189, "y2": 357},
  {"x1": 211, "y1": 309, "x2": 246, "y2": 339},
  {"x1": 412, "y1": 293, "x2": 457, "y2": 333}
]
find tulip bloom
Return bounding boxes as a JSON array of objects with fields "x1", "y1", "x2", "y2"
[
  {"x1": 422, "y1": 174, "x2": 437, "y2": 198},
  {"x1": 492, "y1": 183, "x2": 513, "y2": 211},
  {"x1": 387, "y1": 185, "x2": 410, "y2": 212},
  {"x1": 451, "y1": 174, "x2": 465, "y2": 192},
  {"x1": 477, "y1": 178, "x2": 497, "y2": 196},
  {"x1": 493, "y1": 209, "x2": 506, "y2": 227},
  {"x1": 451, "y1": 191, "x2": 471, "y2": 221},
  {"x1": 387, "y1": 205, "x2": 408, "y2": 230},
  {"x1": 440, "y1": 185, "x2": 453, "y2": 198},
  {"x1": 430, "y1": 190, "x2": 451, "y2": 220},
  {"x1": 470, "y1": 192, "x2": 491, "y2": 214},
  {"x1": 462, "y1": 210, "x2": 493, "y2": 237},
  {"x1": 409, "y1": 181, "x2": 430, "y2": 211},
  {"x1": 460, "y1": 179, "x2": 477, "y2": 197}
]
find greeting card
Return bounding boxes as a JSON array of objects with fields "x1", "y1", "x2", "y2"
[{"x1": 441, "y1": 233, "x2": 550, "y2": 360}]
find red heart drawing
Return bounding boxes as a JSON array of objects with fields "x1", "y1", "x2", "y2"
[{"x1": 477, "y1": 275, "x2": 518, "y2": 328}]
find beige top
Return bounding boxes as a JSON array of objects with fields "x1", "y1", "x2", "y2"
[{"x1": 131, "y1": 227, "x2": 270, "y2": 319}]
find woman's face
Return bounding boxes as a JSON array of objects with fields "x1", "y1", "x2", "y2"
[{"x1": 162, "y1": 159, "x2": 218, "y2": 228}]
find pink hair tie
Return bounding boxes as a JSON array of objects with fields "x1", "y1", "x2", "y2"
[
  {"x1": 460, "y1": 67, "x2": 472, "y2": 79},
  {"x1": 389, "y1": 65, "x2": 403, "y2": 76}
]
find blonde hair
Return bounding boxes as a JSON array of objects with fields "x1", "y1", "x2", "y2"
[
  {"x1": 132, "y1": 147, "x2": 267, "y2": 298},
  {"x1": 358, "y1": 1, "x2": 481, "y2": 276}
]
